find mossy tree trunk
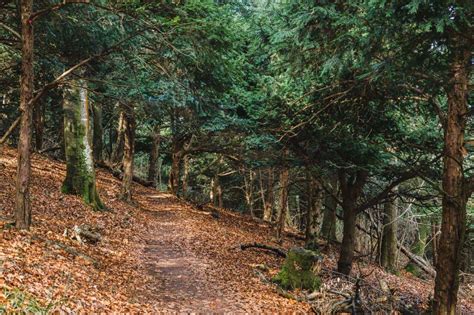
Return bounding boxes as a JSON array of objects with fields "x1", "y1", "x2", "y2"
[
  {"x1": 321, "y1": 175, "x2": 338, "y2": 241},
  {"x1": 380, "y1": 192, "x2": 398, "y2": 272},
  {"x1": 62, "y1": 78, "x2": 104, "y2": 211},
  {"x1": 119, "y1": 102, "x2": 135, "y2": 202}
]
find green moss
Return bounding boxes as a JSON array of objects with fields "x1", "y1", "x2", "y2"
[
  {"x1": 61, "y1": 81, "x2": 104, "y2": 211},
  {"x1": 405, "y1": 263, "x2": 421, "y2": 277},
  {"x1": 272, "y1": 247, "x2": 322, "y2": 291}
]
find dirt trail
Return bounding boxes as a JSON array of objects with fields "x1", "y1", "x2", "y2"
[{"x1": 138, "y1": 194, "x2": 244, "y2": 313}]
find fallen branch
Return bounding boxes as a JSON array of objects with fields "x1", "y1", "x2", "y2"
[
  {"x1": 240, "y1": 242, "x2": 287, "y2": 258},
  {"x1": 336, "y1": 212, "x2": 436, "y2": 277},
  {"x1": 32, "y1": 235, "x2": 99, "y2": 268},
  {"x1": 0, "y1": 117, "x2": 21, "y2": 145}
]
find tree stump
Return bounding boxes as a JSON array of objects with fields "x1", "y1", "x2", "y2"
[{"x1": 272, "y1": 247, "x2": 322, "y2": 291}]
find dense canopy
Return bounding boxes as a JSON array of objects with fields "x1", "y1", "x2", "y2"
[{"x1": 0, "y1": 0, "x2": 472, "y2": 313}]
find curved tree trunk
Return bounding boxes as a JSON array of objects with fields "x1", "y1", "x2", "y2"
[
  {"x1": 433, "y1": 38, "x2": 470, "y2": 315},
  {"x1": 62, "y1": 78, "x2": 104, "y2": 211},
  {"x1": 15, "y1": 0, "x2": 34, "y2": 229},
  {"x1": 119, "y1": 103, "x2": 135, "y2": 202}
]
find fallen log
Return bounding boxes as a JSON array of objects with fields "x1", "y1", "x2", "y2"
[
  {"x1": 96, "y1": 161, "x2": 154, "y2": 187},
  {"x1": 240, "y1": 242, "x2": 287, "y2": 258},
  {"x1": 69, "y1": 224, "x2": 101, "y2": 244},
  {"x1": 399, "y1": 244, "x2": 436, "y2": 277}
]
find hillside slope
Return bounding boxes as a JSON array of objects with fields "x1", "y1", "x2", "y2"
[{"x1": 0, "y1": 146, "x2": 472, "y2": 313}]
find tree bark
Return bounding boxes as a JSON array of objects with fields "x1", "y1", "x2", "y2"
[
  {"x1": 380, "y1": 193, "x2": 398, "y2": 272},
  {"x1": 263, "y1": 168, "x2": 274, "y2": 222},
  {"x1": 276, "y1": 166, "x2": 289, "y2": 242},
  {"x1": 321, "y1": 175, "x2": 338, "y2": 241},
  {"x1": 169, "y1": 142, "x2": 182, "y2": 195},
  {"x1": 119, "y1": 103, "x2": 135, "y2": 202},
  {"x1": 15, "y1": 0, "x2": 34, "y2": 229},
  {"x1": 305, "y1": 173, "x2": 322, "y2": 246},
  {"x1": 147, "y1": 125, "x2": 161, "y2": 186},
  {"x1": 181, "y1": 154, "x2": 189, "y2": 196},
  {"x1": 243, "y1": 169, "x2": 254, "y2": 216},
  {"x1": 337, "y1": 170, "x2": 367, "y2": 275},
  {"x1": 62, "y1": 78, "x2": 104, "y2": 211},
  {"x1": 111, "y1": 107, "x2": 125, "y2": 164},
  {"x1": 433, "y1": 37, "x2": 471, "y2": 315},
  {"x1": 92, "y1": 102, "x2": 103, "y2": 163}
]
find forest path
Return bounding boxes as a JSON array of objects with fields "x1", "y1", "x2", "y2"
[{"x1": 135, "y1": 193, "x2": 248, "y2": 313}]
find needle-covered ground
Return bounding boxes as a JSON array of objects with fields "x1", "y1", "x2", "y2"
[{"x1": 0, "y1": 146, "x2": 473, "y2": 313}]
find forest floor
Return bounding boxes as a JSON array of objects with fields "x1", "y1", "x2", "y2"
[{"x1": 0, "y1": 146, "x2": 473, "y2": 313}]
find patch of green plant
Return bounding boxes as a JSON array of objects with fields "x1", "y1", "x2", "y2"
[{"x1": 0, "y1": 286, "x2": 61, "y2": 314}]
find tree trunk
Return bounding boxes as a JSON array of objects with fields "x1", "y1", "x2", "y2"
[
  {"x1": 305, "y1": 173, "x2": 322, "y2": 247},
  {"x1": 337, "y1": 170, "x2": 367, "y2": 275},
  {"x1": 62, "y1": 78, "x2": 104, "y2": 211},
  {"x1": 321, "y1": 175, "x2": 338, "y2": 241},
  {"x1": 380, "y1": 193, "x2": 398, "y2": 272},
  {"x1": 243, "y1": 169, "x2": 254, "y2": 216},
  {"x1": 119, "y1": 103, "x2": 135, "y2": 202},
  {"x1": 147, "y1": 125, "x2": 161, "y2": 186},
  {"x1": 169, "y1": 143, "x2": 182, "y2": 195},
  {"x1": 111, "y1": 107, "x2": 125, "y2": 164},
  {"x1": 263, "y1": 168, "x2": 274, "y2": 222},
  {"x1": 276, "y1": 167, "x2": 289, "y2": 242},
  {"x1": 181, "y1": 154, "x2": 189, "y2": 197},
  {"x1": 33, "y1": 99, "x2": 44, "y2": 151},
  {"x1": 15, "y1": 0, "x2": 34, "y2": 229},
  {"x1": 433, "y1": 38, "x2": 470, "y2": 315},
  {"x1": 92, "y1": 103, "x2": 103, "y2": 163}
]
